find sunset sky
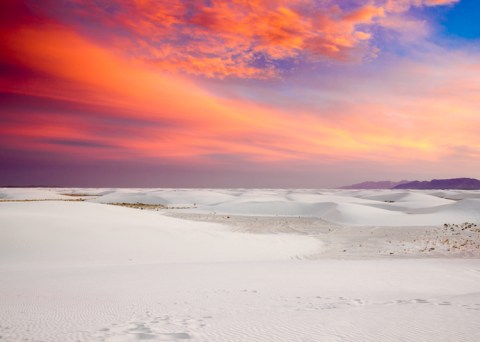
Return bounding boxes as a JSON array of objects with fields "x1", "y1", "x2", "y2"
[{"x1": 1, "y1": 0, "x2": 479, "y2": 187}]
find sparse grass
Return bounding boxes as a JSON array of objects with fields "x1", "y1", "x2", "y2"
[
  {"x1": 417, "y1": 222, "x2": 480, "y2": 254},
  {"x1": 108, "y1": 202, "x2": 167, "y2": 210},
  {"x1": 0, "y1": 199, "x2": 194, "y2": 210},
  {"x1": 107, "y1": 202, "x2": 196, "y2": 210}
]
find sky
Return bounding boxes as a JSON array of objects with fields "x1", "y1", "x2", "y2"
[{"x1": 1, "y1": 0, "x2": 479, "y2": 188}]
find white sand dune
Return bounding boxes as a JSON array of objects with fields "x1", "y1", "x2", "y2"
[
  {"x1": 2, "y1": 259, "x2": 480, "y2": 342},
  {"x1": 148, "y1": 188, "x2": 480, "y2": 226},
  {"x1": 0, "y1": 187, "x2": 72, "y2": 201},
  {"x1": 0, "y1": 201, "x2": 320, "y2": 265},
  {"x1": 4, "y1": 186, "x2": 479, "y2": 226},
  {"x1": 1, "y1": 188, "x2": 480, "y2": 341},
  {"x1": 358, "y1": 190, "x2": 455, "y2": 207},
  {"x1": 12, "y1": 187, "x2": 470, "y2": 227},
  {"x1": 91, "y1": 188, "x2": 239, "y2": 206}
]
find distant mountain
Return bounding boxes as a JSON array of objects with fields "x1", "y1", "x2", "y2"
[
  {"x1": 340, "y1": 180, "x2": 410, "y2": 189},
  {"x1": 394, "y1": 178, "x2": 480, "y2": 190}
]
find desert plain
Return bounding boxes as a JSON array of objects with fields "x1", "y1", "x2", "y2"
[{"x1": 1, "y1": 187, "x2": 479, "y2": 342}]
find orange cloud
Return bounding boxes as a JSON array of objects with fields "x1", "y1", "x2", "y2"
[
  {"x1": 48, "y1": 0, "x2": 400, "y2": 78},
  {"x1": 8, "y1": 0, "x2": 454, "y2": 80},
  {"x1": 1, "y1": 5, "x2": 479, "y2": 172},
  {"x1": 0, "y1": 23, "x2": 388, "y2": 163},
  {"x1": 344, "y1": 5, "x2": 385, "y2": 23}
]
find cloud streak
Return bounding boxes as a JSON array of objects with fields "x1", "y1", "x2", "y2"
[
  {"x1": 1, "y1": 0, "x2": 479, "y2": 186},
  {"x1": 28, "y1": 0, "x2": 458, "y2": 78}
]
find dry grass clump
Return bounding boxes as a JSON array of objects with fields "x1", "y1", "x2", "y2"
[
  {"x1": 108, "y1": 202, "x2": 167, "y2": 210},
  {"x1": 107, "y1": 202, "x2": 198, "y2": 210},
  {"x1": 419, "y1": 222, "x2": 480, "y2": 254}
]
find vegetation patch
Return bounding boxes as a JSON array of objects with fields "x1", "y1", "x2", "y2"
[
  {"x1": 107, "y1": 202, "x2": 197, "y2": 210},
  {"x1": 108, "y1": 202, "x2": 167, "y2": 210}
]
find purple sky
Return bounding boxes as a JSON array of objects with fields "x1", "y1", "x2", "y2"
[{"x1": 1, "y1": 0, "x2": 479, "y2": 187}]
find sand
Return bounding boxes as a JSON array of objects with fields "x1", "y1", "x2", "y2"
[{"x1": 1, "y1": 187, "x2": 480, "y2": 341}]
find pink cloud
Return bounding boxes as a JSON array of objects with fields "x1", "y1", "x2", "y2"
[
  {"x1": 36, "y1": 0, "x2": 457, "y2": 79},
  {"x1": 2, "y1": 0, "x2": 479, "y2": 181}
]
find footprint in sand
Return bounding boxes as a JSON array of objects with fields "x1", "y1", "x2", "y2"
[
  {"x1": 438, "y1": 301, "x2": 452, "y2": 306},
  {"x1": 464, "y1": 304, "x2": 480, "y2": 311},
  {"x1": 411, "y1": 299, "x2": 430, "y2": 304},
  {"x1": 94, "y1": 316, "x2": 202, "y2": 342}
]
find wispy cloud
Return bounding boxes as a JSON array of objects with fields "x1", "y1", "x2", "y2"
[
  {"x1": 1, "y1": 0, "x2": 478, "y2": 186},
  {"x1": 26, "y1": 0, "x2": 458, "y2": 78}
]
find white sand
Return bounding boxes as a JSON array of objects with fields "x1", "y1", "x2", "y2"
[
  {"x1": 88, "y1": 188, "x2": 480, "y2": 226},
  {"x1": 1, "y1": 188, "x2": 480, "y2": 341}
]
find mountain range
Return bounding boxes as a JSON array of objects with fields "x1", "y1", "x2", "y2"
[
  {"x1": 340, "y1": 180, "x2": 410, "y2": 189},
  {"x1": 341, "y1": 178, "x2": 480, "y2": 190}
]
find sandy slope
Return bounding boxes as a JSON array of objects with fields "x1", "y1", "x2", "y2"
[
  {"x1": 0, "y1": 201, "x2": 319, "y2": 265},
  {"x1": 2, "y1": 260, "x2": 480, "y2": 342},
  {"x1": 1, "y1": 188, "x2": 480, "y2": 342},
  {"x1": 84, "y1": 188, "x2": 480, "y2": 226},
  {"x1": 3, "y1": 187, "x2": 480, "y2": 226}
]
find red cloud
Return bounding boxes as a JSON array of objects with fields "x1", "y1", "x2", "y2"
[
  {"x1": 8, "y1": 0, "x2": 457, "y2": 79},
  {"x1": 3, "y1": 19, "x2": 479, "y2": 167},
  {"x1": 43, "y1": 1, "x2": 389, "y2": 78}
]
